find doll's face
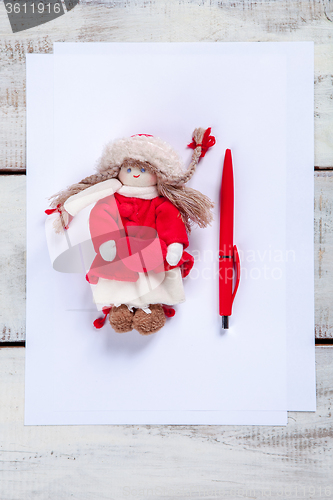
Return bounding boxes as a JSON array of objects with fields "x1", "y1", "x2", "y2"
[{"x1": 118, "y1": 160, "x2": 157, "y2": 187}]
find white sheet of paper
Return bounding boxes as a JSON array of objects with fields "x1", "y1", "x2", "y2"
[
  {"x1": 25, "y1": 41, "x2": 315, "y2": 425},
  {"x1": 25, "y1": 53, "x2": 287, "y2": 426}
]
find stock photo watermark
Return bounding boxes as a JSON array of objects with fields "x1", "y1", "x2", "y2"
[
  {"x1": 47, "y1": 224, "x2": 294, "y2": 284},
  {"x1": 4, "y1": 0, "x2": 79, "y2": 32},
  {"x1": 45, "y1": 199, "x2": 296, "y2": 314},
  {"x1": 188, "y1": 246, "x2": 295, "y2": 282}
]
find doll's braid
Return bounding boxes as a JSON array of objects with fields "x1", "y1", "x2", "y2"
[
  {"x1": 49, "y1": 167, "x2": 120, "y2": 233},
  {"x1": 160, "y1": 128, "x2": 207, "y2": 187},
  {"x1": 49, "y1": 167, "x2": 120, "y2": 209}
]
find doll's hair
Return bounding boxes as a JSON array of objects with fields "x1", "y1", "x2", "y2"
[
  {"x1": 157, "y1": 183, "x2": 213, "y2": 232},
  {"x1": 49, "y1": 129, "x2": 214, "y2": 232},
  {"x1": 49, "y1": 167, "x2": 121, "y2": 209}
]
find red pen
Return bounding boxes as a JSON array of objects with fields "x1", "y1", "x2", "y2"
[{"x1": 219, "y1": 149, "x2": 241, "y2": 329}]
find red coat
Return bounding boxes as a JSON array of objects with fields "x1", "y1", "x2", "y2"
[{"x1": 86, "y1": 193, "x2": 194, "y2": 284}]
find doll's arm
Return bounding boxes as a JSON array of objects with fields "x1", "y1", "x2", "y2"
[
  {"x1": 64, "y1": 178, "x2": 122, "y2": 216},
  {"x1": 156, "y1": 199, "x2": 189, "y2": 267}
]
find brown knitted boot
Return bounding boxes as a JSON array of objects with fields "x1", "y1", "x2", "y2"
[
  {"x1": 109, "y1": 305, "x2": 134, "y2": 333},
  {"x1": 132, "y1": 304, "x2": 166, "y2": 335}
]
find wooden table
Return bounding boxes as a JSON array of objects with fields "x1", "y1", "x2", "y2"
[{"x1": 0, "y1": 1, "x2": 332, "y2": 498}]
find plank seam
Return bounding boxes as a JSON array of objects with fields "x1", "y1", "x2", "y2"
[
  {"x1": 315, "y1": 339, "x2": 333, "y2": 345},
  {"x1": 1, "y1": 341, "x2": 333, "y2": 347},
  {"x1": 0, "y1": 341, "x2": 26, "y2": 348},
  {"x1": 0, "y1": 169, "x2": 26, "y2": 175}
]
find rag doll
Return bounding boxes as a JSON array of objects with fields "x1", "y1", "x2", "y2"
[{"x1": 47, "y1": 128, "x2": 215, "y2": 335}]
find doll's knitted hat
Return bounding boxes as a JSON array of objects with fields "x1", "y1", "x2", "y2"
[{"x1": 96, "y1": 128, "x2": 215, "y2": 186}]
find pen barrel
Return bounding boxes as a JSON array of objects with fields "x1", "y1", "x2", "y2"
[
  {"x1": 219, "y1": 149, "x2": 234, "y2": 249},
  {"x1": 219, "y1": 149, "x2": 236, "y2": 319},
  {"x1": 219, "y1": 253, "x2": 234, "y2": 317}
]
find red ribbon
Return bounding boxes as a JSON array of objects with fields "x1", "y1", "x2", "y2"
[
  {"x1": 45, "y1": 204, "x2": 70, "y2": 230},
  {"x1": 93, "y1": 307, "x2": 112, "y2": 329},
  {"x1": 187, "y1": 127, "x2": 216, "y2": 158},
  {"x1": 45, "y1": 204, "x2": 61, "y2": 215}
]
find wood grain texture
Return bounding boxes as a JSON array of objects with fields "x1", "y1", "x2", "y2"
[
  {"x1": 0, "y1": 346, "x2": 331, "y2": 499},
  {"x1": 0, "y1": 176, "x2": 25, "y2": 342},
  {"x1": 0, "y1": 0, "x2": 332, "y2": 170},
  {"x1": 315, "y1": 171, "x2": 333, "y2": 338},
  {"x1": 1, "y1": 173, "x2": 333, "y2": 341}
]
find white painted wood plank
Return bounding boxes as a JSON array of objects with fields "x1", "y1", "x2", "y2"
[
  {"x1": 0, "y1": 176, "x2": 25, "y2": 341},
  {"x1": 0, "y1": 346, "x2": 331, "y2": 499},
  {"x1": 315, "y1": 44, "x2": 333, "y2": 166},
  {"x1": 0, "y1": 0, "x2": 332, "y2": 170},
  {"x1": 1, "y1": 173, "x2": 333, "y2": 340},
  {"x1": 315, "y1": 171, "x2": 333, "y2": 338}
]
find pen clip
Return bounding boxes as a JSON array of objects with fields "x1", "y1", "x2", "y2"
[{"x1": 231, "y1": 245, "x2": 240, "y2": 305}]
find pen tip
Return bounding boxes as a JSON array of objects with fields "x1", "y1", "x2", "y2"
[{"x1": 222, "y1": 316, "x2": 229, "y2": 329}]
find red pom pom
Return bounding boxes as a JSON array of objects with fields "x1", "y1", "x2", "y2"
[
  {"x1": 93, "y1": 307, "x2": 112, "y2": 329},
  {"x1": 162, "y1": 305, "x2": 176, "y2": 318},
  {"x1": 93, "y1": 317, "x2": 107, "y2": 329}
]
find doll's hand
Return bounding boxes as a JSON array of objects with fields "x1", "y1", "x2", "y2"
[
  {"x1": 166, "y1": 243, "x2": 183, "y2": 266},
  {"x1": 99, "y1": 240, "x2": 116, "y2": 262}
]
